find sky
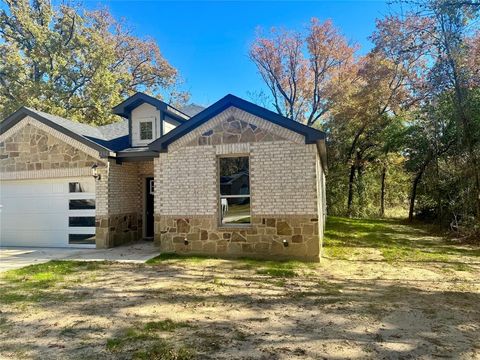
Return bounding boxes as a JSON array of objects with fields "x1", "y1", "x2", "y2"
[{"x1": 84, "y1": 1, "x2": 392, "y2": 106}]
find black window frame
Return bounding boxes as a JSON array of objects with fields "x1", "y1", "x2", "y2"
[{"x1": 218, "y1": 155, "x2": 251, "y2": 226}]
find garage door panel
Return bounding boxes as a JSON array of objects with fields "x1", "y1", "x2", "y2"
[
  {"x1": 2, "y1": 230, "x2": 66, "y2": 247},
  {"x1": 2, "y1": 182, "x2": 57, "y2": 196},
  {"x1": 0, "y1": 177, "x2": 96, "y2": 248},
  {"x1": 3, "y1": 213, "x2": 68, "y2": 230},
  {"x1": 2, "y1": 197, "x2": 66, "y2": 213}
]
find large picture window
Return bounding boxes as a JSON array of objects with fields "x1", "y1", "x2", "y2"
[{"x1": 219, "y1": 156, "x2": 250, "y2": 225}]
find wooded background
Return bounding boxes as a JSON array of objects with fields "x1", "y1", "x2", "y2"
[{"x1": 249, "y1": 0, "x2": 480, "y2": 241}]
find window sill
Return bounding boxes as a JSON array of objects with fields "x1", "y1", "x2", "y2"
[{"x1": 217, "y1": 224, "x2": 253, "y2": 231}]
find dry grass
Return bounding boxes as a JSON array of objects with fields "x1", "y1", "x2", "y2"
[{"x1": 0, "y1": 217, "x2": 479, "y2": 359}]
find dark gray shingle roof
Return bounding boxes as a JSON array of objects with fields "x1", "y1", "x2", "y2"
[
  {"x1": 180, "y1": 104, "x2": 205, "y2": 117},
  {"x1": 98, "y1": 120, "x2": 129, "y2": 140},
  {"x1": 25, "y1": 108, "x2": 132, "y2": 151},
  {"x1": 24, "y1": 107, "x2": 105, "y2": 140}
]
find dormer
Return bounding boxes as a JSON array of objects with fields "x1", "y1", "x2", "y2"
[{"x1": 112, "y1": 92, "x2": 190, "y2": 147}]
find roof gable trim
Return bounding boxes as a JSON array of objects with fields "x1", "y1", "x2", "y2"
[{"x1": 148, "y1": 94, "x2": 326, "y2": 152}]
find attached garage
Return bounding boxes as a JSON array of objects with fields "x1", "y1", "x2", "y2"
[{"x1": 0, "y1": 177, "x2": 96, "y2": 248}]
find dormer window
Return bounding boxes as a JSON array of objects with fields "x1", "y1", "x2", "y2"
[
  {"x1": 140, "y1": 120, "x2": 153, "y2": 140},
  {"x1": 133, "y1": 115, "x2": 156, "y2": 146}
]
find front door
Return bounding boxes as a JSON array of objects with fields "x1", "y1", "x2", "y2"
[{"x1": 145, "y1": 177, "x2": 154, "y2": 238}]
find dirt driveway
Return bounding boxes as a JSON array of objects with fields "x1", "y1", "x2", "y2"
[{"x1": 0, "y1": 218, "x2": 479, "y2": 359}]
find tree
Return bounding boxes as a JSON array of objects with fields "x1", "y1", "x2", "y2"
[
  {"x1": 327, "y1": 50, "x2": 422, "y2": 217},
  {"x1": 380, "y1": 0, "x2": 480, "y2": 224},
  {"x1": 404, "y1": 99, "x2": 456, "y2": 222},
  {"x1": 0, "y1": 0, "x2": 187, "y2": 125},
  {"x1": 377, "y1": 119, "x2": 408, "y2": 217},
  {"x1": 249, "y1": 18, "x2": 357, "y2": 125}
]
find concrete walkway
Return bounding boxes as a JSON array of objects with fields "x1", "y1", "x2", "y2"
[{"x1": 0, "y1": 241, "x2": 160, "y2": 272}]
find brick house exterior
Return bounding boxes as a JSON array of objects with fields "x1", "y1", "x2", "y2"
[{"x1": 0, "y1": 93, "x2": 327, "y2": 261}]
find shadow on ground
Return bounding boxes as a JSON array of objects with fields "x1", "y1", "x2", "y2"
[{"x1": 0, "y1": 217, "x2": 479, "y2": 359}]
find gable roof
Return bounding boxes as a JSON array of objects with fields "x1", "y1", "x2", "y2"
[
  {"x1": 148, "y1": 94, "x2": 326, "y2": 152},
  {"x1": 112, "y1": 92, "x2": 190, "y2": 122},
  {"x1": 0, "y1": 107, "x2": 115, "y2": 156}
]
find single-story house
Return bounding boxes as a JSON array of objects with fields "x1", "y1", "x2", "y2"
[{"x1": 0, "y1": 93, "x2": 327, "y2": 261}]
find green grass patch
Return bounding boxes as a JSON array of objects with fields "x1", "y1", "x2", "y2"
[
  {"x1": 106, "y1": 328, "x2": 156, "y2": 351},
  {"x1": 147, "y1": 254, "x2": 317, "y2": 279},
  {"x1": 256, "y1": 267, "x2": 297, "y2": 277},
  {"x1": 268, "y1": 279, "x2": 286, "y2": 287},
  {"x1": 245, "y1": 258, "x2": 315, "y2": 278},
  {"x1": 2, "y1": 260, "x2": 101, "y2": 284},
  {"x1": 133, "y1": 341, "x2": 195, "y2": 360},
  {"x1": 143, "y1": 319, "x2": 192, "y2": 332},
  {"x1": 381, "y1": 247, "x2": 450, "y2": 263},
  {"x1": 146, "y1": 253, "x2": 214, "y2": 264},
  {"x1": 324, "y1": 216, "x2": 477, "y2": 267},
  {"x1": 107, "y1": 320, "x2": 195, "y2": 359},
  {"x1": 243, "y1": 258, "x2": 317, "y2": 277},
  {"x1": 212, "y1": 277, "x2": 225, "y2": 286},
  {"x1": 0, "y1": 260, "x2": 103, "y2": 305}
]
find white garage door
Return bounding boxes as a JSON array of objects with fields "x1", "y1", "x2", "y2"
[{"x1": 0, "y1": 177, "x2": 96, "y2": 248}]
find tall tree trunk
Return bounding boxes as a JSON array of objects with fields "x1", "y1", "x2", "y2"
[
  {"x1": 409, "y1": 170, "x2": 423, "y2": 222},
  {"x1": 347, "y1": 163, "x2": 356, "y2": 217},
  {"x1": 357, "y1": 161, "x2": 365, "y2": 217},
  {"x1": 347, "y1": 150, "x2": 362, "y2": 217},
  {"x1": 409, "y1": 152, "x2": 433, "y2": 222},
  {"x1": 380, "y1": 165, "x2": 387, "y2": 218},
  {"x1": 435, "y1": 157, "x2": 443, "y2": 223}
]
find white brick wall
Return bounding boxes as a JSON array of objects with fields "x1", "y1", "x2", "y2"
[
  {"x1": 108, "y1": 162, "x2": 142, "y2": 215},
  {"x1": 154, "y1": 109, "x2": 319, "y2": 217},
  {"x1": 95, "y1": 166, "x2": 109, "y2": 216},
  {"x1": 96, "y1": 160, "x2": 148, "y2": 217},
  {"x1": 137, "y1": 160, "x2": 154, "y2": 175},
  {"x1": 251, "y1": 142, "x2": 317, "y2": 215},
  {"x1": 155, "y1": 146, "x2": 217, "y2": 215}
]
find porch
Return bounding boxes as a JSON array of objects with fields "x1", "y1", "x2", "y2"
[{"x1": 95, "y1": 159, "x2": 155, "y2": 248}]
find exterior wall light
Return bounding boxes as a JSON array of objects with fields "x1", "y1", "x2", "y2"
[
  {"x1": 184, "y1": 238, "x2": 189, "y2": 245},
  {"x1": 283, "y1": 239, "x2": 289, "y2": 247},
  {"x1": 91, "y1": 164, "x2": 101, "y2": 180}
]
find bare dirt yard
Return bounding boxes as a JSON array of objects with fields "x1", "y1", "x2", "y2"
[{"x1": 1, "y1": 217, "x2": 479, "y2": 359}]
